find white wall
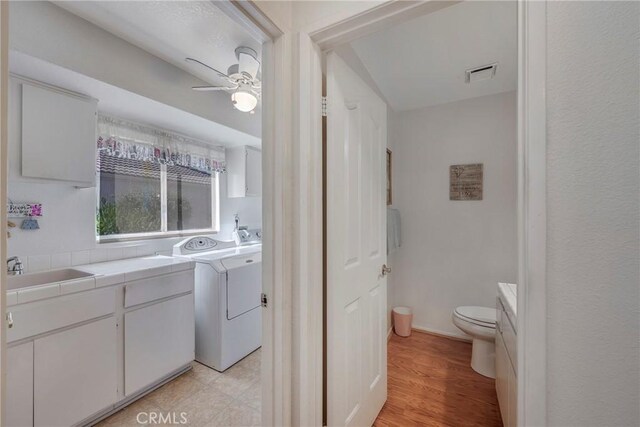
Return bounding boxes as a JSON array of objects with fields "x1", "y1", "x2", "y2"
[
  {"x1": 546, "y1": 2, "x2": 640, "y2": 425},
  {"x1": 389, "y1": 91, "x2": 517, "y2": 338},
  {"x1": 253, "y1": 0, "x2": 385, "y2": 34},
  {"x1": 291, "y1": 1, "x2": 386, "y2": 34}
]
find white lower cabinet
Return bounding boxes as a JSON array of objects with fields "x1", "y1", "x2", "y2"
[
  {"x1": 124, "y1": 294, "x2": 195, "y2": 395},
  {"x1": 6, "y1": 264, "x2": 195, "y2": 426},
  {"x1": 507, "y1": 363, "x2": 517, "y2": 427},
  {"x1": 6, "y1": 342, "x2": 34, "y2": 427},
  {"x1": 496, "y1": 297, "x2": 517, "y2": 427},
  {"x1": 495, "y1": 332, "x2": 509, "y2": 425},
  {"x1": 34, "y1": 316, "x2": 118, "y2": 427}
]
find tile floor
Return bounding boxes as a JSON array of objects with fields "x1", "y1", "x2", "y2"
[{"x1": 96, "y1": 349, "x2": 261, "y2": 427}]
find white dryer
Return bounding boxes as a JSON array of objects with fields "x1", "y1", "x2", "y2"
[{"x1": 173, "y1": 233, "x2": 261, "y2": 371}]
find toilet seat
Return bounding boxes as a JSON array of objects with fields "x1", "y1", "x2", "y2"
[{"x1": 454, "y1": 306, "x2": 496, "y2": 328}]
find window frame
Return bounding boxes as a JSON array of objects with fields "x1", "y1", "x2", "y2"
[{"x1": 96, "y1": 164, "x2": 220, "y2": 243}]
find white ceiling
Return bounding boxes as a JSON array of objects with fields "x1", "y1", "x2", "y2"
[
  {"x1": 349, "y1": 1, "x2": 517, "y2": 111},
  {"x1": 55, "y1": 1, "x2": 262, "y2": 88},
  {"x1": 10, "y1": 51, "x2": 261, "y2": 148}
]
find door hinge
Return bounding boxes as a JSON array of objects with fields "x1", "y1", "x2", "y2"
[
  {"x1": 321, "y1": 96, "x2": 328, "y2": 117},
  {"x1": 261, "y1": 293, "x2": 268, "y2": 308}
]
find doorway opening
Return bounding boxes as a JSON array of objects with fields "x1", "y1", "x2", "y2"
[
  {"x1": 3, "y1": 2, "x2": 273, "y2": 426},
  {"x1": 322, "y1": 1, "x2": 518, "y2": 425}
]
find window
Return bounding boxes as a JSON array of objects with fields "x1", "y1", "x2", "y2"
[
  {"x1": 98, "y1": 154, "x2": 162, "y2": 236},
  {"x1": 166, "y1": 164, "x2": 214, "y2": 231},
  {"x1": 96, "y1": 116, "x2": 225, "y2": 241}
]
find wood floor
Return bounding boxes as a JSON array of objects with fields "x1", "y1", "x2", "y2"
[{"x1": 374, "y1": 331, "x2": 503, "y2": 427}]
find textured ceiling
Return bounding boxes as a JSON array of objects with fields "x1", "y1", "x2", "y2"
[
  {"x1": 56, "y1": 1, "x2": 262, "y2": 87},
  {"x1": 349, "y1": 1, "x2": 517, "y2": 111}
]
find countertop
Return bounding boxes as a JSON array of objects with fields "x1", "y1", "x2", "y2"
[
  {"x1": 76, "y1": 255, "x2": 194, "y2": 283},
  {"x1": 498, "y1": 282, "x2": 517, "y2": 323},
  {"x1": 7, "y1": 256, "x2": 194, "y2": 306}
]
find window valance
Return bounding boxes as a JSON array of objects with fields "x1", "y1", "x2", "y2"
[{"x1": 97, "y1": 115, "x2": 226, "y2": 174}]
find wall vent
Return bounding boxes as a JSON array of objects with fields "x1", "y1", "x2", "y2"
[{"x1": 465, "y1": 63, "x2": 498, "y2": 83}]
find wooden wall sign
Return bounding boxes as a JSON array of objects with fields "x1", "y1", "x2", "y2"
[{"x1": 450, "y1": 163, "x2": 483, "y2": 200}]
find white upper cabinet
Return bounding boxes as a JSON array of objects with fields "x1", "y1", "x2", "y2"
[
  {"x1": 21, "y1": 81, "x2": 97, "y2": 187},
  {"x1": 226, "y1": 145, "x2": 262, "y2": 198}
]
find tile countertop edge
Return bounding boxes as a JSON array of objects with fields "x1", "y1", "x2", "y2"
[
  {"x1": 74, "y1": 255, "x2": 194, "y2": 279},
  {"x1": 498, "y1": 282, "x2": 517, "y2": 324},
  {"x1": 6, "y1": 256, "x2": 195, "y2": 306}
]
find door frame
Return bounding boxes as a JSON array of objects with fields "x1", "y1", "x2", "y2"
[
  {"x1": 299, "y1": 1, "x2": 548, "y2": 426},
  {"x1": 516, "y1": 1, "x2": 547, "y2": 425},
  {"x1": 216, "y1": 3, "x2": 296, "y2": 426},
  {"x1": 0, "y1": 2, "x2": 8, "y2": 424}
]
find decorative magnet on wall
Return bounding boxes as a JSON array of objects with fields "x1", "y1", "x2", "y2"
[
  {"x1": 7, "y1": 202, "x2": 43, "y2": 218},
  {"x1": 21, "y1": 218, "x2": 40, "y2": 230}
]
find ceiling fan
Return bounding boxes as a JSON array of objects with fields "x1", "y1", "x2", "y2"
[{"x1": 186, "y1": 46, "x2": 261, "y2": 114}]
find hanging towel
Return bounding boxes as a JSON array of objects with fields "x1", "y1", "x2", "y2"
[{"x1": 387, "y1": 208, "x2": 402, "y2": 254}]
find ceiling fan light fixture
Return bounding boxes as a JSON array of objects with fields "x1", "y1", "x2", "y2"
[{"x1": 231, "y1": 87, "x2": 258, "y2": 113}]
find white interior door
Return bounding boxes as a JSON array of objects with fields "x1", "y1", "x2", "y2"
[{"x1": 326, "y1": 51, "x2": 388, "y2": 427}]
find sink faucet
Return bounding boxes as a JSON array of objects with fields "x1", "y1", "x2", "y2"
[{"x1": 7, "y1": 256, "x2": 24, "y2": 276}]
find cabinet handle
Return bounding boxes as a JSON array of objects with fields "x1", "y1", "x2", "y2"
[{"x1": 6, "y1": 312, "x2": 13, "y2": 329}]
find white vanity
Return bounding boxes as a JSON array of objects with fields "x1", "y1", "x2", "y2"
[
  {"x1": 496, "y1": 282, "x2": 517, "y2": 427},
  {"x1": 5, "y1": 256, "x2": 195, "y2": 427}
]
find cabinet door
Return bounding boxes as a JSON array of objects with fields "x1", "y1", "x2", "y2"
[
  {"x1": 21, "y1": 82, "x2": 97, "y2": 186},
  {"x1": 495, "y1": 332, "x2": 509, "y2": 426},
  {"x1": 508, "y1": 365, "x2": 517, "y2": 427},
  {"x1": 124, "y1": 294, "x2": 195, "y2": 395},
  {"x1": 6, "y1": 342, "x2": 33, "y2": 427},
  {"x1": 226, "y1": 146, "x2": 247, "y2": 198},
  {"x1": 245, "y1": 147, "x2": 262, "y2": 197},
  {"x1": 34, "y1": 317, "x2": 117, "y2": 427}
]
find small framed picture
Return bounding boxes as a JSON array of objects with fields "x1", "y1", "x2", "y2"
[
  {"x1": 450, "y1": 163, "x2": 483, "y2": 201},
  {"x1": 386, "y1": 149, "x2": 392, "y2": 206}
]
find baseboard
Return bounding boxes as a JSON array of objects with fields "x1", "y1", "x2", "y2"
[
  {"x1": 411, "y1": 325, "x2": 472, "y2": 343},
  {"x1": 84, "y1": 364, "x2": 192, "y2": 426},
  {"x1": 387, "y1": 327, "x2": 393, "y2": 341}
]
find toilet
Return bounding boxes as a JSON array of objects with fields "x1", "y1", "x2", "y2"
[{"x1": 452, "y1": 306, "x2": 497, "y2": 378}]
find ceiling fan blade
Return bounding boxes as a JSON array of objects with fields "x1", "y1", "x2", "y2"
[
  {"x1": 238, "y1": 51, "x2": 260, "y2": 80},
  {"x1": 192, "y1": 85, "x2": 236, "y2": 91},
  {"x1": 185, "y1": 57, "x2": 230, "y2": 79}
]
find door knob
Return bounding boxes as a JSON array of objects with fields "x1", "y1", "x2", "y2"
[
  {"x1": 381, "y1": 264, "x2": 391, "y2": 276},
  {"x1": 6, "y1": 312, "x2": 13, "y2": 329}
]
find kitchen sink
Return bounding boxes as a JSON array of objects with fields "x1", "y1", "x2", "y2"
[{"x1": 7, "y1": 268, "x2": 95, "y2": 291}]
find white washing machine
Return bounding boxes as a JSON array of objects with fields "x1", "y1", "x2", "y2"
[{"x1": 173, "y1": 231, "x2": 261, "y2": 371}]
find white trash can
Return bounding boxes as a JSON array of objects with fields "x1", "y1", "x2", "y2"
[{"x1": 393, "y1": 306, "x2": 413, "y2": 337}]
